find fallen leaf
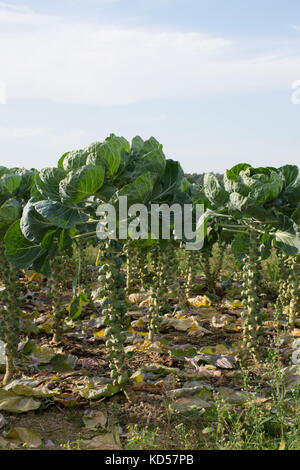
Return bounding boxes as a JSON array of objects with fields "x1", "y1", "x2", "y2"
[
  {"x1": 188, "y1": 296, "x2": 212, "y2": 308},
  {"x1": 0, "y1": 389, "x2": 40, "y2": 413},
  {"x1": 53, "y1": 393, "x2": 84, "y2": 407},
  {"x1": 83, "y1": 410, "x2": 107, "y2": 430},
  {"x1": 132, "y1": 382, "x2": 164, "y2": 394},
  {"x1": 79, "y1": 383, "x2": 120, "y2": 400},
  {"x1": 186, "y1": 353, "x2": 236, "y2": 369},
  {"x1": 168, "y1": 384, "x2": 212, "y2": 399},
  {"x1": 128, "y1": 293, "x2": 147, "y2": 305},
  {"x1": 131, "y1": 371, "x2": 144, "y2": 383},
  {"x1": 225, "y1": 300, "x2": 243, "y2": 309},
  {"x1": 4, "y1": 379, "x2": 59, "y2": 398},
  {"x1": 0, "y1": 413, "x2": 7, "y2": 429},
  {"x1": 0, "y1": 436, "x2": 10, "y2": 449},
  {"x1": 131, "y1": 317, "x2": 147, "y2": 329},
  {"x1": 173, "y1": 396, "x2": 212, "y2": 413},
  {"x1": 290, "y1": 329, "x2": 300, "y2": 338},
  {"x1": 94, "y1": 330, "x2": 106, "y2": 338},
  {"x1": 81, "y1": 433, "x2": 121, "y2": 450},
  {"x1": 217, "y1": 387, "x2": 248, "y2": 404},
  {"x1": 139, "y1": 297, "x2": 151, "y2": 308},
  {"x1": 168, "y1": 317, "x2": 199, "y2": 332},
  {"x1": 6, "y1": 427, "x2": 42, "y2": 448}
]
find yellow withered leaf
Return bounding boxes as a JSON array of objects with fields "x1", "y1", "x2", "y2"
[
  {"x1": 291, "y1": 329, "x2": 300, "y2": 338},
  {"x1": 227, "y1": 300, "x2": 243, "y2": 309},
  {"x1": 188, "y1": 295, "x2": 212, "y2": 308},
  {"x1": 131, "y1": 370, "x2": 144, "y2": 383},
  {"x1": 94, "y1": 330, "x2": 106, "y2": 338},
  {"x1": 131, "y1": 317, "x2": 146, "y2": 329},
  {"x1": 28, "y1": 272, "x2": 43, "y2": 283}
]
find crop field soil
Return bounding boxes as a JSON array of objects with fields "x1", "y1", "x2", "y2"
[{"x1": 0, "y1": 135, "x2": 299, "y2": 451}]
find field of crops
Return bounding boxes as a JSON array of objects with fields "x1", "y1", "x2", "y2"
[{"x1": 0, "y1": 134, "x2": 300, "y2": 450}]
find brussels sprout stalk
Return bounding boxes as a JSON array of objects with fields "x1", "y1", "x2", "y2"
[
  {"x1": 148, "y1": 243, "x2": 169, "y2": 341},
  {"x1": 288, "y1": 254, "x2": 300, "y2": 328},
  {"x1": 275, "y1": 253, "x2": 291, "y2": 321},
  {"x1": 98, "y1": 240, "x2": 129, "y2": 389},
  {"x1": 136, "y1": 248, "x2": 148, "y2": 289},
  {"x1": 0, "y1": 243, "x2": 21, "y2": 385},
  {"x1": 124, "y1": 241, "x2": 134, "y2": 294},
  {"x1": 77, "y1": 240, "x2": 94, "y2": 307},
  {"x1": 185, "y1": 251, "x2": 199, "y2": 299},
  {"x1": 241, "y1": 229, "x2": 264, "y2": 357},
  {"x1": 49, "y1": 252, "x2": 68, "y2": 343}
]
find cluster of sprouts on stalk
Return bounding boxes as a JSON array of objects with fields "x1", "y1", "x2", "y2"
[{"x1": 0, "y1": 139, "x2": 299, "y2": 388}]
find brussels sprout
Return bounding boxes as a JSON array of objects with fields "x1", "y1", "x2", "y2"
[
  {"x1": 0, "y1": 242, "x2": 21, "y2": 385},
  {"x1": 148, "y1": 242, "x2": 171, "y2": 341},
  {"x1": 241, "y1": 230, "x2": 264, "y2": 358},
  {"x1": 76, "y1": 239, "x2": 94, "y2": 307},
  {"x1": 48, "y1": 251, "x2": 70, "y2": 343},
  {"x1": 98, "y1": 240, "x2": 129, "y2": 389}
]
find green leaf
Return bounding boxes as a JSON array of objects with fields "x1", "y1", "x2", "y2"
[
  {"x1": 69, "y1": 292, "x2": 87, "y2": 320},
  {"x1": 0, "y1": 166, "x2": 8, "y2": 178},
  {"x1": 292, "y1": 203, "x2": 300, "y2": 225},
  {"x1": 12, "y1": 168, "x2": 36, "y2": 197},
  {"x1": 21, "y1": 202, "x2": 56, "y2": 243},
  {"x1": 0, "y1": 173, "x2": 22, "y2": 196},
  {"x1": 152, "y1": 160, "x2": 184, "y2": 203},
  {"x1": 34, "y1": 200, "x2": 88, "y2": 229},
  {"x1": 31, "y1": 250, "x2": 52, "y2": 276},
  {"x1": 116, "y1": 172, "x2": 154, "y2": 206},
  {"x1": 58, "y1": 229, "x2": 73, "y2": 251},
  {"x1": 40, "y1": 228, "x2": 58, "y2": 249},
  {"x1": 131, "y1": 136, "x2": 144, "y2": 154},
  {"x1": 279, "y1": 165, "x2": 300, "y2": 202},
  {"x1": 59, "y1": 165, "x2": 105, "y2": 204},
  {"x1": 231, "y1": 233, "x2": 249, "y2": 265},
  {"x1": 274, "y1": 230, "x2": 300, "y2": 256},
  {"x1": 204, "y1": 173, "x2": 229, "y2": 207},
  {"x1": 0, "y1": 199, "x2": 21, "y2": 238},
  {"x1": 131, "y1": 137, "x2": 166, "y2": 181},
  {"x1": 86, "y1": 134, "x2": 130, "y2": 179},
  {"x1": 228, "y1": 192, "x2": 248, "y2": 212},
  {"x1": 225, "y1": 163, "x2": 252, "y2": 181},
  {"x1": 240, "y1": 168, "x2": 284, "y2": 204},
  {"x1": 62, "y1": 149, "x2": 89, "y2": 171},
  {"x1": 95, "y1": 183, "x2": 118, "y2": 202},
  {"x1": 224, "y1": 164, "x2": 252, "y2": 196},
  {"x1": 58, "y1": 151, "x2": 70, "y2": 169},
  {"x1": 5, "y1": 220, "x2": 47, "y2": 269},
  {"x1": 280, "y1": 165, "x2": 300, "y2": 189},
  {"x1": 35, "y1": 168, "x2": 67, "y2": 201}
]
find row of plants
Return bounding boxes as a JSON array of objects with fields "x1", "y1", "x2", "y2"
[{"x1": 0, "y1": 135, "x2": 299, "y2": 390}]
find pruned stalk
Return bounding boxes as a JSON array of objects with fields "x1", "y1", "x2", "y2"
[
  {"x1": 241, "y1": 229, "x2": 264, "y2": 357},
  {"x1": 98, "y1": 240, "x2": 129, "y2": 388},
  {"x1": 0, "y1": 242, "x2": 21, "y2": 385}
]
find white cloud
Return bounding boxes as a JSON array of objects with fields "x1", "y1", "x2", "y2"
[
  {"x1": 0, "y1": 3, "x2": 299, "y2": 106},
  {"x1": 0, "y1": 126, "x2": 88, "y2": 168},
  {"x1": 292, "y1": 24, "x2": 300, "y2": 31},
  {"x1": 0, "y1": 126, "x2": 44, "y2": 138},
  {"x1": 0, "y1": 125, "x2": 86, "y2": 140},
  {"x1": 0, "y1": 2, "x2": 50, "y2": 25},
  {"x1": 0, "y1": 2, "x2": 31, "y2": 13},
  {"x1": 0, "y1": 80, "x2": 6, "y2": 103}
]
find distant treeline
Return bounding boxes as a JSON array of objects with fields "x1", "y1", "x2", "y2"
[{"x1": 184, "y1": 172, "x2": 224, "y2": 185}]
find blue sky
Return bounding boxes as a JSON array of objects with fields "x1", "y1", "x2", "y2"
[{"x1": 0, "y1": 0, "x2": 299, "y2": 173}]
